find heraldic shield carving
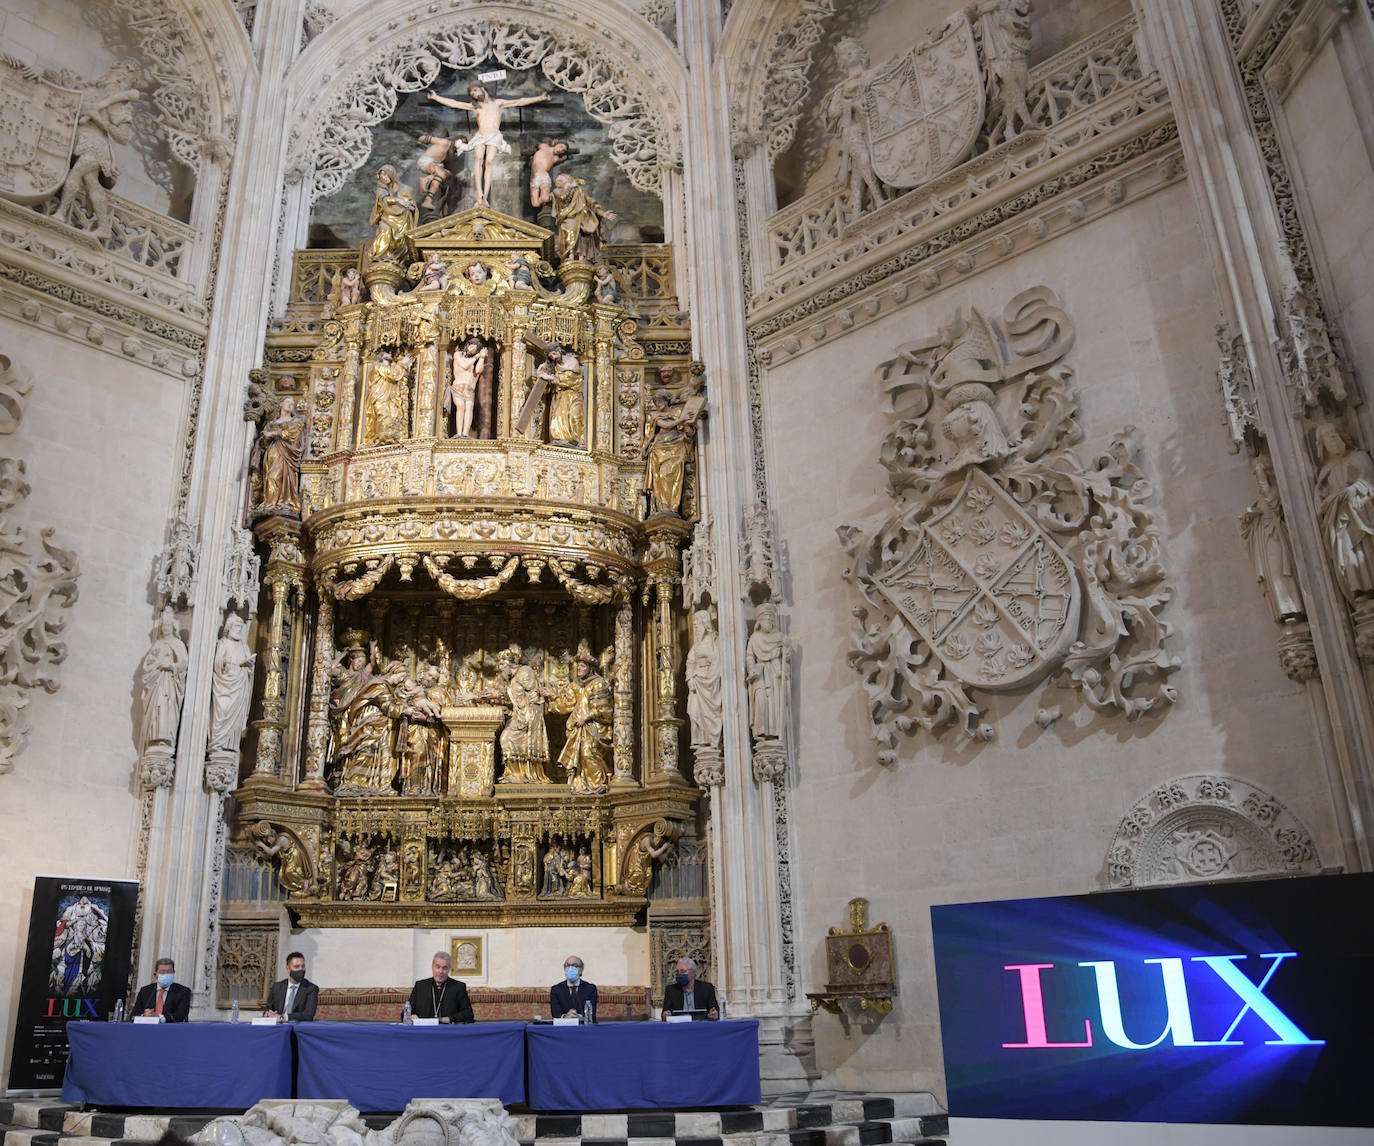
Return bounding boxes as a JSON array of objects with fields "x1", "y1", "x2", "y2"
[
  {"x1": 839, "y1": 287, "x2": 1179, "y2": 762},
  {"x1": 0, "y1": 58, "x2": 82, "y2": 202},
  {"x1": 862, "y1": 12, "x2": 984, "y2": 189}
]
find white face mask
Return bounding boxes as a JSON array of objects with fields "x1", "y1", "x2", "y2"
[{"x1": 565, "y1": 966, "x2": 580, "y2": 983}]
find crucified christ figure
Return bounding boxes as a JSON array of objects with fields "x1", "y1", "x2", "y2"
[{"x1": 427, "y1": 83, "x2": 549, "y2": 208}]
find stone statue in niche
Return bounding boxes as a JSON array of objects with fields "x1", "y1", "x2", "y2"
[
  {"x1": 621, "y1": 827, "x2": 673, "y2": 896},
  {"x1": 447, "y1": 337, "x2": 492, "y2": 439},
  {"x1": 251, "y1": 820, "x2": 310, "y2": 895},
  {"x1": 336, "y1": 838, "x2": 377, "y2": 900},
  {"x1": 416, "y1": 133, "x2": 462, "y2": 211},
  {"x1": 642, "y1": 369, "x2": 705, "y2": 516},
  {"x1": 137, "y1": 607, "x2": 188, "y2": 764},
  {"x1": 550, "y1": 642, "x2": 613, "y2": 794},
  {"x1": 364, "y1": 350, "x2": 413, "y2": 444},
  {"x1": 333, "y1": 660, "x2": 408, "y2": 795},
  {"x1": 1313, "y1": 421, "x2": 1374, "y2": 602},
  {"x1": 57, "y1": 64, "x2": 141, "y2": 239},
  {"x1": 1239, "y1": 456, "x2": 1306, "y2": 623},
  {"x1": 208, "y1": 614, "x2": 256, "y2": 754},
  {"x1": 497, "y1": 647, "x2": 552, "y2": 784},
  {"x1": 684, "y1": 608, "x2": 723, "y2": 749},
  {"x1": 368, "y1": 165, "x2": 417, "y2": 263},
  {"x1": 427, "y1": 83, "x2": 549, "y2": 208},
  {"x1": 745, "y1": 603, "x2": 788, "y2": 741},
  {"x1": 250, "y1": 396, "x2": 306, "y2": 518},
  {"x1": 529, "y1": 139, "x2": 569, "y2": 208},
  {"x1": 541, "y1": 346, "x2": 585, "y2": 446},
  {"x1": 973, "y1": 0, "x2": 1034, "y2": 137},
  {"x1": 552, "y1": 173, "x2": 615, "y2": 264},
  {"x1": 398, "y1": 665, "x2": 446, "y2": 796},
  {"x1": 825, "y1": 39, "x2": 887, "y2": 215}
]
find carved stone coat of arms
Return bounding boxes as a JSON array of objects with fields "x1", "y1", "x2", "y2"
[
  {"x1": 839, "y1": 287, "x2": 1179, "y2": 761},
  {"x1": 862, "y1": 12, "x2": 984, "y2": 189},
  {"x1": 0, "y1": 57, "x2": 82, "y2": 202}
]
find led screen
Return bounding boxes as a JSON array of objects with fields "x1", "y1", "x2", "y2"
[{"x1": 930, "y1": 873, "x2": 1373, "y2": 1126}]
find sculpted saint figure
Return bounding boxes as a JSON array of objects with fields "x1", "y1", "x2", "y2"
[
  {"x1": 368, "y1": 164, "x2": 418, "y2": 263},
  {"x1": 825, "y1": 40, "x2": 886, "y2": 215},
  {"x1": 551, "y1": 643, "x2": 613, "y2": 794},
  {"x1": 338, "y1": 267, "x2": 364, "y2": 305},
  {"x1": 745, "y1": 604, "x2": 788, "y2": 741},
  {"x1": 334, "y1": 661, "x2": 407, "y2": 795},
  {"x1": 622, "y1": 829, "x2": 672, "y2": 896},
  {"x1": 532, "y1": 345, "x2": 584, "y2": 446},
  {"x1": 137, "y1": 607, "x2": 188, "y2": 759},
  {"x1": 567, "y1": 850, "x2": 594, "y2": 898},
  {"x1": 684, "y1": 609, "x2": 723, "y2": 749},
  {"x1": 552, "y1": 173, "x2": 615, "y2": 263},
  {"x1": 364, "y1": 350, "x2": 412, "y2": 444},
  {"x1": 447, "y1": 337, "x2": 492, "y2": 439},
  {"x1": 1314, "y1": 422, "x2": 1374, "y2": 602},
  {"x1": 1240, "y1": 457, "x2": 1305, "y2": 623},
  {"x1": 427, "y1": 83, "x2": 550, "y2": 208},
  {"x1": 251, "y1": 821, "x2": 309, "y2": 895},
  {"x1": 643, "y1": 379, "x2": 704, "y2": 515},
  {"x1": 529, "y1": 139, "x2": 569, "y2": 207},
  {"x1": 472, "y1": 851, "x2": 504, "y2": 899},
  {"x1": 498, "y1": 651, "x2": 552, "y2": 784},
  {"x1": 58, "y1": 65, "x2": 140, "y2": 239},
  {"x1": 974, "y1": 0, "x2": 1034, "y2": 136},
  {"x1": 399, "y1": 665, "x2": 447, "y2": 796},
  {"x1": 251, "y1": 396, "x2": 306, "y2": 515},
  {"x1": 417, "y1": 251, "x2": 449, "y2": 291},
  {"x1": 208, "y1": 615, "x2": 256, "y2": 753}
]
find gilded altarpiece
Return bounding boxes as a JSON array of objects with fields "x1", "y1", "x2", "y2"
[{"x1": 230, "y1": 200, "x2": 702, "y2": 929}]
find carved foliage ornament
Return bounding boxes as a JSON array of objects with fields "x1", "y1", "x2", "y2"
[
  {"x1": 0, "y1": 353, "x2": 79, "y2": 774},
  {"x1": 840, "y1": 288, "x2": 1178, "y2": 760},
  {"x1": 1106, "y1": 774, "x2": 1321, "y2": 888},
  {"x1": 307, "y1": 20, "x2": 674, "y2": 204}
]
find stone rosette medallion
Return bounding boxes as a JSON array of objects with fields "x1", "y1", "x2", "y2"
[{"x1": 840, "y1": 286, "x2": 1179, "y2": 760}]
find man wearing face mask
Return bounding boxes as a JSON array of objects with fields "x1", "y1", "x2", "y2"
[
  {"x1": 264, "y1": 951, "x2": 318, "y2": 1022},
  {"x1": 132, "y1": 957, "x2": 191, "y2": 1022},
  {"x1": 661, "y1": 957, "x2": 719, "y2": 1020},
  {"x1": 549, "y1": 954, "x2": 597, "y2": 1021}
]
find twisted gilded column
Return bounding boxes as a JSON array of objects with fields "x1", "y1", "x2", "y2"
[{"x1": 300, "y1": 575, "x2": 334, "y2": 789}]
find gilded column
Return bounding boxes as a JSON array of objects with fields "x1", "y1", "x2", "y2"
[
  {"x1": 610, "y1": 586, "x2": 636, "y2": 787},
  {"x1": 300, "y1": 576, "x2": 334, "y2": 789},
  {"x1": 249, "y1": 577, "x2": 290, "y2": 780},
  {"x1": 593, "y1": 311, "x2": 615, "y2": 453},
  {"x1": 652, "y1": 572, "x2": 685, "y2": 784},
  {"x1": 334, "y1": 318, "x2": 363, "y2": 452}
]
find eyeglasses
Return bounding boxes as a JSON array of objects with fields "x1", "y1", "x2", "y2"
[{"x1": 564, "y1": 963, "x2": 582, "y2": 969}]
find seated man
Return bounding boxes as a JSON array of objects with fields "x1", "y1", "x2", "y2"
[
  {"x1": 133, "y1": 957, "x2": 191, "y2": 1022},
  {"x1": 661, "y1": 956, "x2": 718, "y2": 1020},
  {"x1": 408, "y1": 950, "x2": 475, "y2": 1023},
  {"x1": 264, "y1": 950, "x2": 318, "y2": 1022},
  {"x1": 549, "y1": 954, "x2": 598, "y2": 1022}
]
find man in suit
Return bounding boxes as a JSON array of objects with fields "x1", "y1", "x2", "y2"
[
  {"x1": 549, "y1": 954, "x2": 598, "y2": 1022},
  {"x1": 133, "y1": 957, "x2": 191, "y2": 1022},
  {"x1": 661, "y1": 956, "x2": 719, "y2": 1020},
  {"x1": 264, "y1": 950, "x2": 318, "y2": 1022},
  {"x1": 408, "y1": 950, "x2": 474, "y2": 1023}
]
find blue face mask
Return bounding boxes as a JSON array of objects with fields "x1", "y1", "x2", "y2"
[
  {"x1": 564, "y1": 966, "x2": 580, "y2": 983},
  {"x1": 675, "y1": 972, "x2": 691, "y2": 986},
  {"x1": 157, "y1": 973, "x2": 174, "y2": 988}
]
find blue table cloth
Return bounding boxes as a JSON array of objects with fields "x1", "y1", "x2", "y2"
[
  {"x1": 294, "y1": 1021, "x2": 526, "y2": 1110},
  {"x1": 63, "y1": 1022, "x2": 294, "y2": 1107},
  {"x1": 524, "y1": 1019, "x2": 761, "y2": 1110}
]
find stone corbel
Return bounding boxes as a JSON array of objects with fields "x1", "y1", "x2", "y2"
[{"x1": 1261, "y1": 0, "x2": 1357, "y2": 99}]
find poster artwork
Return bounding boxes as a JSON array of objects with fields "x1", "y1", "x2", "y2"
[{"x1": 8, "y1": 876, "x2": 138, "y2": 1091}]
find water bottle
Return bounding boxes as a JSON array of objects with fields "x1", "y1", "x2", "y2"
[
  {"x1": 584, "y1": 1000, "x2": 594, "y2": 1025},
  {"x1": 231, "y1": 999, "x2": 240, "y2": 1024},
  {"x1": 402, "y1": 1000, "x2": 412, "y2": 1025},
  {"x1": 112, "y1": 999, "x2": 124, "y2": 1023}
]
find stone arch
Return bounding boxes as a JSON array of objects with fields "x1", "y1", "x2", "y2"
[
  {"x1": 1105, "y1": 773, "x2": 1323, "y2": 888},
  {"x1": 286, "y1": 1, "x2": 686, "y2": 206}
]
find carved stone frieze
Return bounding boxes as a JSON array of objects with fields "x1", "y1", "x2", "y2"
[
  {"x1": 222, "y1": 526, "x2": 262, "y2": 613},
  {"x1": 154, "y1": 513, "x2": 200, "y2": 608},
  {"x1": 682, "y1": 511, "x2": 718, "y2": 609},
  {"x1": 305, "y1": 21, "x2": 677, "y2": 204},
  {"x1": 840, "y1": 287, "x2": 1178, "y2": 760},
  {"x1": 740, "y1": 504, "x2": 782, "y2": 601},
  {"x1": 0, "y1": 355, "x2": 79, "y2": 774},
  {"x1": 1105, "y1": 773, "x2": 1322, "y2": 887}
]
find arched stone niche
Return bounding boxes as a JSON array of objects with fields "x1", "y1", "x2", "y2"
[{"x1": 1105, "y1": 774, "x2": 1323, "y2": 888}]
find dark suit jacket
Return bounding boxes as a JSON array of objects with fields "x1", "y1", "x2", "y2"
[
  {"x1": 550, "y1": 979, "x2": 598, "y2": 1021},
  {"x1": 133, "y1": 981, "x2": 191, "y2": 1022},
  {"x1": 662, "y1": 978, "x2": 719, "y2": 1018},
  {"x1": 265, "y1": 976, "x2": 319, "y2": 1021},
  {"x1": 409, "y1": 976, "x2": 474, "y2": 1023}
]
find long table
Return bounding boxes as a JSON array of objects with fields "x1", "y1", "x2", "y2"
[
  {"x1": 525, "y1": 1020, "x2": 761, "y2": 1110},
  {"x1": 60, "y1": 1019, "x2": 760, "y2": 1111},
  {"x1": 63, "y1": 1022, "x2": 293, "y2": 1107},
  {"x1": 294, "y1": 1021, "x2": 527, "y2": 1109}
]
